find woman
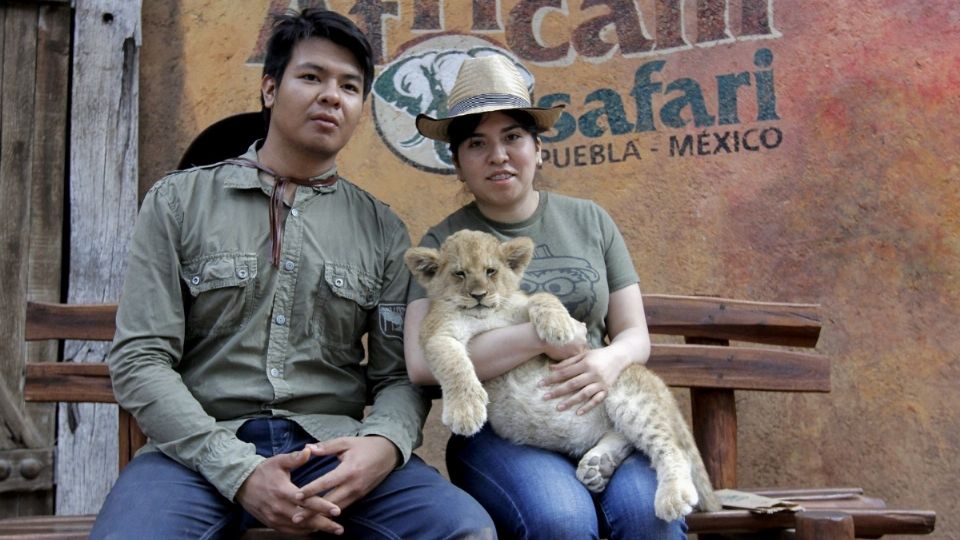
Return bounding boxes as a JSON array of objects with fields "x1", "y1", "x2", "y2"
[{"x1": 404, "y1": 55, "x2": 686, "y2": 540}]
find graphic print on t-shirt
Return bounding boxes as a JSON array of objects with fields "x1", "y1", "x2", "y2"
[{"x1": 520, "y1": 245, "x2": 600, "y2": 320}]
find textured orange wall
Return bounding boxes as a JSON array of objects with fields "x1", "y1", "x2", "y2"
[{"x1": 140, "y1": 2, "x2": 959, "y2": 537}]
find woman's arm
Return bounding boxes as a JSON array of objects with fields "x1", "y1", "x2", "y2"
[
  {"x1": 539, "y1": 284, "x2": 651, "y2": 414},
  {"x1": 403, "y1": 298, "x2": 587, "y2": 385}
]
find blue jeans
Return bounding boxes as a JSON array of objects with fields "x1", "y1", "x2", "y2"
[
  {"x1": 446, "y1": 425, "x2": 687, "y2": 540},
  {"x1": 91, "y1": 418, "x2": 494, "y2": 539}
]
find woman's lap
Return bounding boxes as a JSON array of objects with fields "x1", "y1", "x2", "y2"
[{"x1": 447, "y1": 424, "x2": 686, "y2": 540}]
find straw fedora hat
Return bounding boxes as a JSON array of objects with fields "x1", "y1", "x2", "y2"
[{"x1": 415, "y1": 54, "x2": 564, "y2": 143}]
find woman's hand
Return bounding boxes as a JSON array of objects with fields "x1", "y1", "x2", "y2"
[
  {"x1": 539, "y1": 285, "x2": 651, "y2": 415},
  {"x1": 538, "y1": 347, "x2": 627, "y2": 415}
]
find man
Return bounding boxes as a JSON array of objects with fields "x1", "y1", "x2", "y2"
[{"x1": 91, "y1": 8, "x2": 493, "y2": 539}]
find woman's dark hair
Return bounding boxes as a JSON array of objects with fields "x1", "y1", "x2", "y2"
[
  {"x1": 447, "y1": 110, "x2": 540, "y2": 164},
  {"x1": 262, "y1": 8, "x2": 374, "y2": 97}
]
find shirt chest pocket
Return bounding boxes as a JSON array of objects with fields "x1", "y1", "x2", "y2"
[
  {"x1": 311, "y1": 262, "x2": 381, "y2": 350},
  {"x1": 181, "y1": 253, "x2": 258, "y2": 338}
]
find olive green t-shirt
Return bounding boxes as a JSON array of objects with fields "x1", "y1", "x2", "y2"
[
  {"x1": 408, "y1": 191, "x2": 639, "y2": 348},
  {"x1": 108, "y1": 143, "x2": 424, "y2": 501}
]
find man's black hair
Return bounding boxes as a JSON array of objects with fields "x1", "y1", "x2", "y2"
[
  {"x1": 447, "y1": 110, "x2": 540, "y2": 164},
  {"x1": 262, "y1": 8, "x2": 374, "y2": 98}
]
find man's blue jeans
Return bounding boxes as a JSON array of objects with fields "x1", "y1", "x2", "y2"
[
  {"x1": 447, "y1": 425, "x2": 687, "y2": 540},
  {"x1": 90, "y1": 418, "x2": 495, "y2": 539}
]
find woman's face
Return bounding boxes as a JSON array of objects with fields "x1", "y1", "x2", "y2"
[{"x1": 454, "y1": 111, "x2": 541, "y2": 219}]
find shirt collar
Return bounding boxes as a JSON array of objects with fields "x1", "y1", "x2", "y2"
[{"x1": 223, "y1": 141, "x2": 340, "y2": 194}]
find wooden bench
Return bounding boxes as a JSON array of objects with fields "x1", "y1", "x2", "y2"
[{"x1": 0, "y1": 296, "x2": 936, "y2": 539}]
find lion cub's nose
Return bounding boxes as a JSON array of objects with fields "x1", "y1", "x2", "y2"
[{"x1": 470, "y1": 292, "x2": 487, "y2": 301}]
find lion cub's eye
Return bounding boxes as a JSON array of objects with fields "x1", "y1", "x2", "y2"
[
  {"x1": 485, "y1": 268, "x2": 497, "y2": 277},
  {"x1": 453, "y1": 270, "x2": 466, "y2": 280}
]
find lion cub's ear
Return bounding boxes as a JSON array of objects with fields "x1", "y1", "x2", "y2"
[
  {"x1": 404, "y1": 247, "x2": 441, "y2": 285},
  {"x1": 499, "y1": 237, "x2": 535, "y2": 273}
]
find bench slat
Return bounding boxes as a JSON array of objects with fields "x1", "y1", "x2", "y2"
[
  {"x1": 0, "y1": 508, "x2": 935, "y2": 538},
  {"x1": 26, "y1": 296, "x2": 823, "y2": 348},
  {"x1": 650, "y1": 344, "x2": 830, "y2": 392},
  {"x1": 25, "y1": 301, "x2": 117, "y2": 341},
  {"x1": 22, "y1": 341, "x2": 829, "y2": 406},
  {"x1": 686, "y1": 508, "x2": 936, "y2": 536},
  {"x1": 23, "y1": 363, "x2": 114, "y2": 403},
  {"x1": 644, "y1": 294, "x2": 821, "y2": 347}
]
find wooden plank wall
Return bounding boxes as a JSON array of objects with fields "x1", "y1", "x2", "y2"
[
  {"x1": 0, "y1": 0, "x2": 140, "y2": 517},
  {"x1": 56, "y1": 0, "x2": 141, "y2": 515},
  {"x1": 0, "y1": 1, "x2": 71, "y2": 518}
]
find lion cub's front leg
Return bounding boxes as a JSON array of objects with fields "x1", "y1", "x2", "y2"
[
  {"x1": 423, "y1": 331, "x2": 488, "y2": 436},
  {"x1": 526, "y1": 292, "x2": 578, "y2": 349}
]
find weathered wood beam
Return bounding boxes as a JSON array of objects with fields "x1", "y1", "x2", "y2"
[
  {"x1": 60, "y1": 0, "x2": 141, "y2": 515},
  {"x1": 0, "y1": 0, "x2": 39, "y2": 465}
]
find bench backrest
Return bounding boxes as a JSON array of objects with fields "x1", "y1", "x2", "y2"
[{"x1": 23, "y1": 294, "x2": 826, "y2": 487}]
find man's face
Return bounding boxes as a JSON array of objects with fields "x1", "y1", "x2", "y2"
[{"x1": 261, "y1": 37, "x2": 365, "y2": 164}]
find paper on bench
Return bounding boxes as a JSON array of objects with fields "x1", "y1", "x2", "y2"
[{"x1": 715, "y1": 489, "x2": 804, "y2": 514}]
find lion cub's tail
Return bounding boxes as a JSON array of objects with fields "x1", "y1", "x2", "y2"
[
  {"x1": 687, "y1": 447, "x2": 722, "y2": 512},
  {"x1": 672, "y1": 406, "x2": 722, "y2": 512}
]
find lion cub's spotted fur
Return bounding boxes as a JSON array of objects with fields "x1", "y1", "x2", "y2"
[{"x1": 405, "y1": 230, "x2": 720, "y2": 521}]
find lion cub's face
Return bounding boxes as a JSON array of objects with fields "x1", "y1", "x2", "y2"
[{"x1": 405, "y1": 230, "x2": 535, "y2": 312}]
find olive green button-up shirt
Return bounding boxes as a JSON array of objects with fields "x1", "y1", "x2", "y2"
[{"x1": 107, "y1": 144, "x2": 424, "y2": 501}]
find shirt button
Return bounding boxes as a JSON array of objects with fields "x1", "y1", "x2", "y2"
[
  {"x1": 283, "y1": 260, "x2": 295, "y2": 271},
  {"x1": 275, "y1": 314, "x2": 286, "y2": 325},
  {"x1": 290, "y1": 208, "x2": 299, "y2": 217},
  {"x1": 334, "y1": 278, "x2": 344, "y2": 287},
  {"x1": 190, "y1": 276, "x2": 201, "y2": 285},
  {"x1": 237, "y1": 268, "x2": 248, "y2": 279},
  {"x1": 270, "y1": 368, "x2": 280, "y2": 377}
]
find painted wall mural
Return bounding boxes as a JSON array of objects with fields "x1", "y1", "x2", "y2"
[
  {"x1": 139, "y1": 1, "x2": 959, "y2": 537},
  {"x1": 246, "y1": 1, "x2": 786, "y2": 173}
]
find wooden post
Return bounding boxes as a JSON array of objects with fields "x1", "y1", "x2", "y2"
[
  {"x1": 796, "y1": 511, "x2": 855, "y2": 540},
  {"x1": 691, "y1": 388, "x2": 738, "y2": 488},
  {"x1": 0, "y1": 0, "x2": 39, "y2": 477},
  {"x1": 21, "y1": 3, "x2": 72, "y2": 517},
  {"x1": 0, "y1": 1, "x2": 70, "y2": 517},
  {"x1": 686, "y1": 337, "x2": 738, "y2": 489},
  {"x1": 117, "y1": 410, "x2": 147, "y2": 471},
  {"x1": 58, "y1": 0, "x2": 141, "y2": 515}
]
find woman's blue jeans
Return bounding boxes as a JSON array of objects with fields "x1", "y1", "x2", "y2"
[
  {"x1": 90, "y1": 417, "x2": 495, "y2": 539},
  {"x1": 447, "y1": 425, "x2": 687, "y2": 540}
]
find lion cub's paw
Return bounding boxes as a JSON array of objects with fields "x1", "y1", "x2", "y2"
[
  {"x1": 576, "y1": 450, "x2": 618, "y2": 493},
  {"x1": 442, "y1": 382, "x2": 489, "y2": 436},
  {"x1": 530, "y1": 308, "x2": 577, "y2": 347},
  {"x1": 654, "y1": 477, "x2": 699, "y2": 522}
]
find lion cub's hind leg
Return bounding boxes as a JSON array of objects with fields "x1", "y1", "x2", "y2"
[
  {"x1": 606, "y1": 366, "x2": 699, "y2": 521},
  {"x1": 576, "y1": 431, "x2": 633, "y2": 493},
  {"x1": 526, "y1": 292, "x2": 578, "y2": 346}
]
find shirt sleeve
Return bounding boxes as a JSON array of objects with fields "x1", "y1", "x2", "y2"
[
  {"x1": 107, "y1": 180, "x2": 264, "y2": 501},
  {"x1": 597, "y1": 204, "x2": 640, "y2": 293},
  {"x1": 358, "y1": 215, "x2": 428, "y2": 465}
]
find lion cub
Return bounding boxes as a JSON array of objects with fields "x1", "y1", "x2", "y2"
[{"x1": 405, "y1": 230, "x2": 720, "y2": 521}]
